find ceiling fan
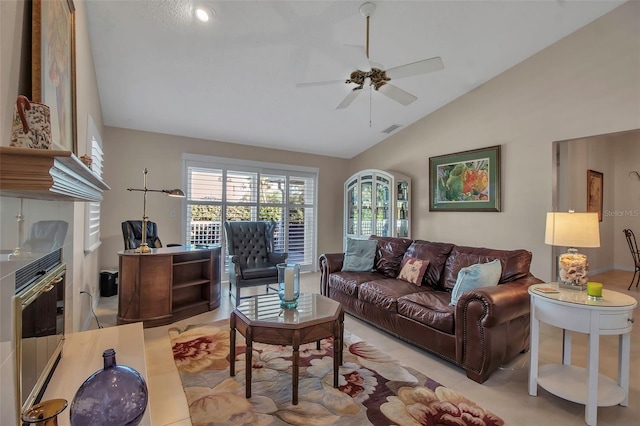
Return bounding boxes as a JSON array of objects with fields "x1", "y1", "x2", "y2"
[{"x1": 297, "y1": 2, "x2": 444, "y2": 110}]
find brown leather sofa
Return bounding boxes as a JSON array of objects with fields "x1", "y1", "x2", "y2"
[{"x1": 319, "y1": 236, "x2": 543, "y2": 383}]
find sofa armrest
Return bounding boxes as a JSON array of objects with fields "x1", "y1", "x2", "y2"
[
  {"x1": 319, "y1": 253, "x2": 344, "y2": 296},
  {"x1": 455, "y1": 274, "x2": 543, "y2": 382},
  {"x1": 456, "y1": 275, "x2": 543, "y2": 328}
]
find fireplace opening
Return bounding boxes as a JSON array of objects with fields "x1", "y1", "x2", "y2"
[{"x1": 14, "y1": 249, "x2": 65, "y2": 420}]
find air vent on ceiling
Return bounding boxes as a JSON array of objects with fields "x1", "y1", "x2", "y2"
[{"x1": 382, "y1": 124, "x2": 403, "y2": 134}]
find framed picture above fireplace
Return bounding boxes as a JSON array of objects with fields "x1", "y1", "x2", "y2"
[{"x1": 32, "y1": 0, "x2": 77, "y2": 154}]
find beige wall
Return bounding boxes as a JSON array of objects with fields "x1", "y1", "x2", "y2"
[
  {"x1": 560, "y1": 131, "x2": 640, "y2": 275},
  {"x1": 348, "y1": 2, "x2": 640, "y2": 281},
  {"x1": 612, "y1": 132, "x2": 640, "y2": 269},
  {"x1": 99, "y1": 127, "x2": 349, "y2": 269}
]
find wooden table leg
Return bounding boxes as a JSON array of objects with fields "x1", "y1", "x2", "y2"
[
  {"x1": 229, "y1": 313, "x2": 236, "y2": 376},
  {"x1": 333, "y1": 316, "x2": 343, "y2": 388},
  {"x1": 246, "y1": 326, "x2": 252, "y2": 399},
  {"x1": 292, "y1": 331, "x2": 300, "y2": 405}
]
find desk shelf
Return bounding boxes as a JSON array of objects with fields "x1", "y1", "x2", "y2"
[
  {"x1": 173, "y1": 257, "x2": 210, "y2": 266},
  {"x1": 173, "y1": 279, "x2": 210, "y2": 290},
  {"x1": 173, "y1": 299, "x2": 210, "y2": 313},
  {"x1": 118, "y1": 246, "x2": 221, "y2": 327}
]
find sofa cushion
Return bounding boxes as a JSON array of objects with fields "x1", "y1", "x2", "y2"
[
  {"x1": 397, "y1": 257, "x2": 429, "y2": 286},
  {"x1": 328, "y1": 271, "x2": 383, "y2": 297},
  {"x1": 342, "y1": 238, "x2": 377, "y2": 272},
  {"x1": 403, "y1": 240, "x2": 455, "y2": 289},
  {"x1": 358, "y1": 279, "x2": 424, "y2": 312},
  {"x1": 449, "y1": 259, "x2": 501, "y2": 306},
  {"x1": 442, "y1": 245, "x2": 533, "y2": 290},
  {"x1": 397, "y1": 291, "x2": 455, "y2": 334},
  {"x1": 369, "y1": 236, "x2": 413, "y2": 277}
]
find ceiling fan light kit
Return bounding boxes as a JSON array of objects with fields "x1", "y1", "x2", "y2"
[{"x1": 296, "y1": 1, "x2": 444, "y2": 114}]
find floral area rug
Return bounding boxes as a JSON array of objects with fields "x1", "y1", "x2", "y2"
[{"x1": 169, "y1": 319, "x2": 504, "y2": 426}]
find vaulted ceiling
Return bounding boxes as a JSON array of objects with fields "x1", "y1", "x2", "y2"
[{"x1": 85, "y1": 0, "x2": 624, "y2": 158}]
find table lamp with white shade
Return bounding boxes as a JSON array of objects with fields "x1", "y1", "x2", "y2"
[{"x1": 545, "y1": 211, "x2": 600, "y2": 290}]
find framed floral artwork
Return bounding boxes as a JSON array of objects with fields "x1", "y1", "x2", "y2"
[
  {"x1": 429, "y1": 145, "x2": 501, "y2": 212},
  {"x1": 32, "y1": 0, "x2": 77, "y2": 153}
]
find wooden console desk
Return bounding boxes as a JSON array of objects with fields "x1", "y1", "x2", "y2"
[{"x1": 117, "y1": 245, "x2": 221, "y2": 327}]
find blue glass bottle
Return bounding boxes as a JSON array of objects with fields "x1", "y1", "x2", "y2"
[{"x1": 70, "y1": 348, "x2": 148, "y2": 425}]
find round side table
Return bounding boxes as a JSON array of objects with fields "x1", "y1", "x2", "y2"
[{"x1": 528, "y1": 283, "x2": 637, "y2": 425}]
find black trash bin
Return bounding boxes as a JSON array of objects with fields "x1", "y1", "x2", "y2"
[{"x1": 100, "y1": 270, "x2": 118, "y2": 297}]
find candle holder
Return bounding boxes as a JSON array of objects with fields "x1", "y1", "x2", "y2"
[
  {"x1": 587, "y1": 281, "x2": 604, "y2": 301},
  {"x1": 21, "y1": 398, "x2": 67, "y2": 426},
  {"x1": 277, "y1": 263, "x2": 300, "y2": 309}
]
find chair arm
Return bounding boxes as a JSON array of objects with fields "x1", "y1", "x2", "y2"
[
  {"x1": 319, "y1": 253, "x2": 345, "y2": 296},
  {"x1": 268, "y1": 252, "x2": 288, "y2": 263},
  {"x1": 227, "y1": 255, "x2": 241, "y2": 282}
]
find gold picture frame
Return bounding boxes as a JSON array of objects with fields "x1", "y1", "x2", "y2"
[
  {"x1": 32, "y1": 0, "x2": 77, "y2": 154},
  {"x1": 587, "y1": 169, "x2": 603, "y2": 222}
]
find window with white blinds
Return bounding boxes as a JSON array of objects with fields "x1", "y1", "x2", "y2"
[
  {"x1": 84, "y1": 136, "x2": 103, "y2": 253},
  {"x1": 183, "y1": 154, "x2": 318, "y2": 276}
]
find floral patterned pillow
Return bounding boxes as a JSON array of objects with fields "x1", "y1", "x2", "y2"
[{"x1": 397, "y1": 257, "x2": 429, "y2": 286}]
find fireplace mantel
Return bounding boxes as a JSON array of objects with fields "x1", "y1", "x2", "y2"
[{"x1": 0, "y1": 146, "x2": 109, "y2": 201}]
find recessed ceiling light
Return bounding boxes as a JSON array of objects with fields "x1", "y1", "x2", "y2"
[{"x1": 195, "y1": 5, "x2": 214, "y2": 23}]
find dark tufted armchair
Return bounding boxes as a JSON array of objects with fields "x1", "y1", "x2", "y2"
[
  {"x1": 224, "y1": 221, "x2": 288, "y2": 305},
  {"x1": 121, "y1": 220, "x2": 162, "y2": 250}
]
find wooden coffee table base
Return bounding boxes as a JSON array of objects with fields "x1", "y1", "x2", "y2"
[{"x1": 229, "y1": 294, "x2": 344, "y2": 405}]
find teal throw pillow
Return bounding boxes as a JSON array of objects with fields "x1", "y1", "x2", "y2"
[
  {"x1": 449, "y1": 259, "x2": 502, "y2": 306},
  {"x1": 342, "y1": 238, "x2": 377, "y2": 272}
]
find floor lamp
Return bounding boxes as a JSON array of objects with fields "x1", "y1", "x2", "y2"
[{"x1": 127, "y1": 168, "x2": 185, "y2": 253}]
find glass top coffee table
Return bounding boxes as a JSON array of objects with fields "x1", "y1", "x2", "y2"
[{"x1": 229, "y1": 293, "x2": 344, "y2": 405}]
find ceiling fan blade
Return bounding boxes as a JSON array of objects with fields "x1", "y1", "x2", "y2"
[
  {"x1": 296, "y1": 80, "x2": 345, "y2": 88},
  {"x1": 385, "y1": 57, "x2": 444, "y2": 80},
  {"x1": 336, "y1": 89, "x2": 362, "y2": 109},
  {"x1": 378, "y1": 83, "x2": 417, "y2": 106}
]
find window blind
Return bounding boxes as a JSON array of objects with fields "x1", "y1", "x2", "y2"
[
  {"x1": 183, "y1": 155, "x2": 318, "y2": 277},
  {"x1": 84, "y1": 139, "x2": 103, "y2": 253}
]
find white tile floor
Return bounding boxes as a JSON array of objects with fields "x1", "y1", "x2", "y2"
[{"x1": 94, "y1": 270, "x2": 640, "y2": 426}]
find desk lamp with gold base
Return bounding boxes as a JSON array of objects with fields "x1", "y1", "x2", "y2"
[{"x1": 127, "y1": 168, "x2": 184, "y2": 253}]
